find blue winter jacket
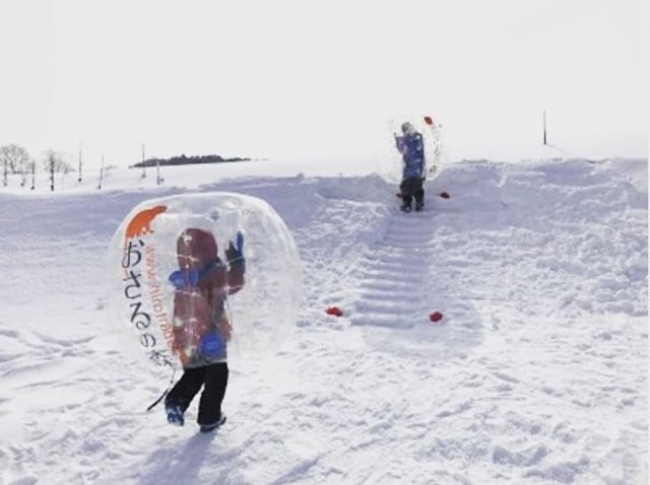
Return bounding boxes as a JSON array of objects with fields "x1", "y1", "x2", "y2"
[{"x1": 395, "y1": 132, "x2": 425, "y2": 179}]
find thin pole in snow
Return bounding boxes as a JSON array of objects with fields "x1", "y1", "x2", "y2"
[
  {"x1": 49, "y1": 151, "x2": 55, "y2": 192},
  {"x1": 543, "y1": 110, "x2": 547, "y2": 145},
  {"x1": 78, "y1": 141, "x2": 83, "y2": 183},
  {"x1": 141, "y1": 144, "x2": 146, "y2": 178},
  {"x1": 98, "y1": 155, "x2": 104, "y2": 190}
]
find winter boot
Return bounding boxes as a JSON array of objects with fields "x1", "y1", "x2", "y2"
[
  {"x1": 415, "y1": 200, "x2": 424, "y2": 212},
  {"x1": 166, "y1": 404, "x2": 185, "y2": 426},
  {"x1": 199, "y1": 415, "x2": 227, "y2": 433}
]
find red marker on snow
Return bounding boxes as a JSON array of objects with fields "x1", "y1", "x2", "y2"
[
  {"x1": 326, "y1": 306, "x2": 343, "y2": 317},
  {"x1": 429, "y1": 311, "x2": 443, "y2": 323}
]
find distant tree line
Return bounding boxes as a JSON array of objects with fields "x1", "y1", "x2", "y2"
[
  {"x1": 131, "y1": 154, "x2": 250, "y2": 168},
  {"x1": 1, "y1": 144, "x2": 73, "y2": 190},
  {"x1": 1, "y1": 144, "x2": 250, "y2": 191}
]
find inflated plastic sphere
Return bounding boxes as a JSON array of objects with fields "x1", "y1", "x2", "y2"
[{"x1": 105, "y1": 192, "x2": 302, "y2": 369}]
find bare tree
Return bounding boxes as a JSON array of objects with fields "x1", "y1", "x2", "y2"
[
  {"x1": 42, "y1": 150, "x2": 73, "y2": 192},
  {"x1": 0, "y1": 144, "x2": 30, "y2": 187}
]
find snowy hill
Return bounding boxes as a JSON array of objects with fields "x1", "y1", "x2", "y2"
[{"x1": 0, "y1": 157, "x2": 647, "y2": 485}]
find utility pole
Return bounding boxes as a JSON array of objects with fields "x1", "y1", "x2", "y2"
[{"x1": 543, "y1": 110, "x2": 547, "y2": 145}]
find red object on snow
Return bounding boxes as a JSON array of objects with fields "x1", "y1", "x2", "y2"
[
  {"x1": 429, "y1": 311, "x2": 443, "y2": 322},
  {"x1": 326, "y1": 306, "x2": 344, "y2": 317},
  {"x1": 439, "y1": 192, "x2": 450, "y2": 199},
  {"x1": 424, "y1": 116, "x2": 434, "y2": 125}
]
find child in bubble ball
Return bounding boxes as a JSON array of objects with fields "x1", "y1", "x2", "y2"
[{"x1": 164, "y1": 227, "x2": 245, "y2": 432}]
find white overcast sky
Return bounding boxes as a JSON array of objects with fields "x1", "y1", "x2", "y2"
[{"x1": 0, "y1": 0, "x2": 647, "y2": 167}]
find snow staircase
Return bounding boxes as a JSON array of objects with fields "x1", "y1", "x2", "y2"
[{"x1": 349, "y1": 207, "x2": 438, "y2": 328}]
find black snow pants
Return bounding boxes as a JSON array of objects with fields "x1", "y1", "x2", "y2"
[
  {"x1": 400, "y1": 176, "x2": 424, "y2": 207},
  {"x1": 165, "y1": 362, "x2": 229, "y2": 426}
]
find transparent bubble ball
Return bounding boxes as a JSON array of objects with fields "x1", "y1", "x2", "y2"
[{"x1": 105, "y1": 192, "x2": 303, "y2": 369}]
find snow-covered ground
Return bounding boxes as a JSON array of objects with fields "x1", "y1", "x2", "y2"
[{"x1": 0, "y1": 156, "x2": 647, "y2": 484}]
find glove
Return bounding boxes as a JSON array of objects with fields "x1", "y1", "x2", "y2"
[
  {"x1": 168, "y1": 268, "x2": 200, "y2": 290},
  {"x1": 225, "y1": 231, "x2": 245, "y2": 272}
]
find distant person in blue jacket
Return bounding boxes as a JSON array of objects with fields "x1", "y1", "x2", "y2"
[{"x1": 395, "y1": 121, "x2": 425, "y2": 212}]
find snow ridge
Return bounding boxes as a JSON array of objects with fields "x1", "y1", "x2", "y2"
[{"x1": 0, "y1": 158, "x2": 646, "y2": 484}]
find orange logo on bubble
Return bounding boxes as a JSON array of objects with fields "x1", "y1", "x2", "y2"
[{"x1": 125, "y1": 205, "x2": 167, "y2": 240}]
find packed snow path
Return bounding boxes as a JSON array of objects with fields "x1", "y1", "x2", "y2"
[{"x1": 0, "y1": 158, "x2": 646, "y2": 484}]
